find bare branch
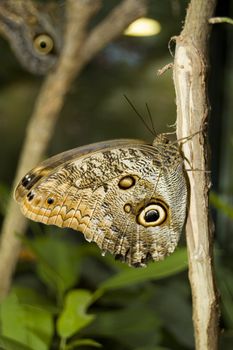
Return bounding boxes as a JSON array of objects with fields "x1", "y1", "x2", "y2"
[{"x1": 157, "y1": 63, "x2": 173, "y2": 76}]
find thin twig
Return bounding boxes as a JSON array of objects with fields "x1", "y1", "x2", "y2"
[
  {"x1": 172, "y1": 0, "x2": 219, "y2": 349},
  {"x1": 157, "y1": 63, "x2": 173, "y2": 76},
  {"x1": 0, "y1": 0, "x2": 148, "y2": 300},
  {"x1": 209, "y1": 16, "x2": 233, "y2": 25}
]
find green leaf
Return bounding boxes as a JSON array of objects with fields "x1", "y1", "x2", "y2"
[
  {"x1": 57, "y1": 289, "x2": 95, "y2": 339},
  {"x1": 25, "y1": 234, "x2": 81, "y2": 299},
  {"x1": 98, "y1": 248, "x2": 187, "y2": 291},
  {"x1": 0, "y1": 290, "x2": 54, "y2": 350},
  {"x1": 66, "y1": 338, "x2": 102, "y2": 349},
  {"x1": 0, "y1": 336, "x2": 33, "y2": 350}
]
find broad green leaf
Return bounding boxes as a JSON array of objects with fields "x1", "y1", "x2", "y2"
[
  {"x1": 25, "y1": 234, "x2": 81, "y2": 299},
  {"x1": 0, "y1": 336, "x2": 33, "y2": 350},
  {"x1": 98, "y1": 248, "x2": 187, "y2": 291},
  {"x1": 57, "y1": 289, "x2": 95, "y2": 339},
  {"x1": 66, "y1": 338, "x2": 102, "y2": 349},
  {"x1": 0, "y1": 291, "x2": 54, "y2": 350}
]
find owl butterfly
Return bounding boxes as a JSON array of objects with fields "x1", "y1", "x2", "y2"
[
  {"x1": 15, "y1": 135, "x2": 188, "y2": 267},
  {"x1": 0, "y1": 0, "x2": 61, "y2": 74}
]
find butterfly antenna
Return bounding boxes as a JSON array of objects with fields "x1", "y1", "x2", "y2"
[
  {"x1": 145, "y1": 102, "x2": 156, "y2": 136},
  {"x1": 123, "y1": 94, "x2": 154, "y2": 135}
]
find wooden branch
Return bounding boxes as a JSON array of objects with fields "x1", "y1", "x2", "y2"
[
  {"x1": 0, "y1": 0, "x2": 148, "y2": 300},
  {"x1": 173, "y1": 0, "x2": 219, "y2": 349}
]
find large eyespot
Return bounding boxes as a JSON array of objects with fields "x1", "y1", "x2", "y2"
[
  {"x1": 118, "y1": 175, "x2": 136, "y2": 190},
  {"x1": 137, "y1": 203, "x2": 167, "y2": 227},
  {"x1": 33, "y1": 34, "x2": 54, "y2": 55}
]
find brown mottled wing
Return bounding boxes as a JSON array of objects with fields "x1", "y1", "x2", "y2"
[{"x1": 15, "y1": 138, "x2": 188, "y2": 267}]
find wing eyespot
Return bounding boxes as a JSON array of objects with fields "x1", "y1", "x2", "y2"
[
  {"x1": 22, "y1": 174, "x2": 33, "y2": 188},
  {"x1": 33, "y1": 34, "x2": 54, "y2": 55},
  {"x1": 21, "y1": 173, "x2": 43, "y2": 191},
  {"x1": 137, "y1": 202, "x2": 168, "y2": 227},
  {"x1": 27, "y1": 191, "x2": 34, "y2": 201},
  {"x1": 123, "y1": 203, "x2": 132, "y2": 213},
  {"x1": 118, "y1": 175, "x2": 136, "y2": 190},
  {"x1": 47, "y1": 198, "x2": 54, "y2": 205}
]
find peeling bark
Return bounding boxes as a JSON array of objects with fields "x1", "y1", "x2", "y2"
[{"x1": 173, "y1": 0, "x2": 219, "y2": 349}]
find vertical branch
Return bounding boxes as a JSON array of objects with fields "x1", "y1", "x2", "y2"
[{"x1": 173, "y1": 0, "x2": 219, "y2": 349}]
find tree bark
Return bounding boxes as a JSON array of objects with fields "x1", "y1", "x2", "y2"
[{"x1": 173, "y1": 0, "x2": 219, "y2": 349}]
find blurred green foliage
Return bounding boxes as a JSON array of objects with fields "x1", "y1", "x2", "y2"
[{"x1": 0, "y1": 230, "x2": 189, "y2": 350}]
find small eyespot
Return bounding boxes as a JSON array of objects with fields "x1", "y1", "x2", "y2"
[
  {"x1": 33, "y1": 34, "x2": 54, "y2": 55},
  {"x1": 118, "y1": 175, "x2": 136, "y2": 190},
  {"x1": 27, "y1": 191, "x2": 34, "y2": 201},
  {"x1": 47, "y1": 198, "x2": 54, "y2": 205},
  {"x1": 124, "y1": 203, "x2": 132, "y2": 213},
  {"x1": 22, "y1": 174, "x2": 32, "y2": 187},
  {"x1": 137, "y1": 203, "x2": 167, "y2": 227}
]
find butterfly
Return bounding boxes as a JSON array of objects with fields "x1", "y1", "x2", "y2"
[{"x1": 14, "y1": 135, "x2": 188, "y2": 267}]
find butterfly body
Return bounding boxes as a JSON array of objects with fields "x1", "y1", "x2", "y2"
[{"x1": 15, "y1": 136, "x2": 188, "y2": 267}]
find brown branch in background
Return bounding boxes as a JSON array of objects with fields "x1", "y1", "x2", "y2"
[
  {"x1": 173, "y1": 0, "x2": 219, "y2": 349},
  {"x1": 0, "y1": 0, "x2": 148, "y2": 300}
]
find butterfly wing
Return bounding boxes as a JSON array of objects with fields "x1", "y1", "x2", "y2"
[{"x1": 15, "y1": 138, "x2": 188, "y2": 267}]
